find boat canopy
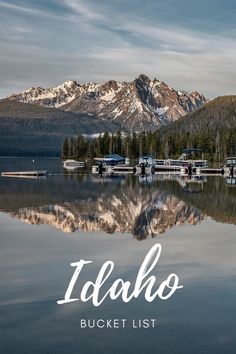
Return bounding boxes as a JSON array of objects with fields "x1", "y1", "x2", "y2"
[
  {"x1": 179, "y1": 148, "x2": 204, "y2": 161},
  {"x1": 105, "y1": 154, "x2": 125, "y2": 161},
  {"x1": 94, "y1": 154, "x2": 125, "y2": 166}
]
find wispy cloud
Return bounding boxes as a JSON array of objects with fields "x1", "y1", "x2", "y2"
[
  {"x1": 0, "y1": 0, "x2": 64, "y2": 20},
  {"x1": 63, "y1": 0, "x2": 105, "y2": 21},
  {"x1": 0, "y1": 0, "x2": 236, "y2": 98},
  {"x1": 0, "y1": 1, "x2": 48, "y2": 16}
]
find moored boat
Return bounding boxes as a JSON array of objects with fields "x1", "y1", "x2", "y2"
[
  {"x1": 155, "y1": 149, "x2": 208, "y2": 173},
  {"x1": 63, "y1": 159, "x2": 85, "y2": 170},
  {"x1": 94, "y1": 154, "x2": 126, "y2": 166},
  {"x1": 136, "y1": 156, "x2": 156, "y2": 175}
]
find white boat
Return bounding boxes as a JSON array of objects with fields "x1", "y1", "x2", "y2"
[
  {"x1": 155, "y1": 149, "x2": 208, "y2": 173},
  {"x1": 63, "y1": 159, "x2": 85, "y2": 170},
  {"x1": 155, "y1": 159, "x2": 189, "y2": 171},
  {"x1": 136, "y1": 156, "x2": 156, "y2": 175},
  {"x1": 138, "y1": 155, "x2": 156, "y2": 166}
]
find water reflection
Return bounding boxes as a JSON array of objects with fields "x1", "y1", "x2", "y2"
[
  {"x1": 1, "y1": 158, "x2": 236, "y2": 354},
  {"x1": 10, "y1": 189, "x2": 205, "y2": 238},
  {"x1": 0, "y1": 161, "x2": 236, "y2": 238}
]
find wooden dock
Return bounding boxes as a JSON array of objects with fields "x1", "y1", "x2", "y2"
[{"x1": 1, "y1": 170, "x2": 48, "y2": 178}]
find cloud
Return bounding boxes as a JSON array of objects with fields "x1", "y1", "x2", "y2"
[
  {"x1": 0, "y1": 0, "x2": 236, "y2": 98},
  {"x1": 0, "y1": 0, "x2": 65, "y2": 20},
  {"x1": 74, "y1": 20, "x2": 236, "y2": 96},
  {"x1": 0, "y1": 1, "x2": 40, "y2": 14},
  {"x1": 63, "y1": 0, "x2": 105, "y2": 21}
]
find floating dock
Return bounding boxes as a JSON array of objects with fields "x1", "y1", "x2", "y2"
[
  {"x1": 196, "y1": 167, "x2": 224, "y2": 175},
  {"x1": 1, "y1": 170, "x2": 48, "y2": 178},
  {"x1": 92, "y1": 164, "x2": 229, "y2": 176},
  {"x1": 112, "y1": 165, "x2": 135, "y2": 173}
]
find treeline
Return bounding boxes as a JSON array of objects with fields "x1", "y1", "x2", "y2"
[{"x1": 62, "y1": 128, "x2": 236, "y2": 162}]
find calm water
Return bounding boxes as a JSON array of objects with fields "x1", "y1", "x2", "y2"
[{"x1": 0, "y1": 158, "x2": 236, "y2": 354}]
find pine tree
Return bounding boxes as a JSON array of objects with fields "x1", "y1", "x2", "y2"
[{"x1": 62, "y1": 137, "x2": 69, "y2": 158}]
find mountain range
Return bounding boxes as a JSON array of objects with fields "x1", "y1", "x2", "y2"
[
  {"x1": 11, "y1": 194, "x2": 204, "y2": 239},
  {"x1": 5, "y1": 74, "x2": 207, "y2": 131},
  {"x1": 7, "y1": 182, "x2": 205, "y2": 239},
  {"x1": 0, "y1": 173, "x2": 235, "y2": 236}
]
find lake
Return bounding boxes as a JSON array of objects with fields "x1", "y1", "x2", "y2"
[{"x1": 0, "y1": 158, "x2": 236, "y2": 354}]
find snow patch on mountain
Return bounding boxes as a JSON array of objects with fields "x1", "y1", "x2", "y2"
[
  {"x1": 7, "y1": 75, "x2": 208, "y2": 131},
  {"x1": 8, "y1": 80, "x2": 81, "y2": 108}
]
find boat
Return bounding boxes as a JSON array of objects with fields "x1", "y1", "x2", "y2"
[
  {"x1": 92, "y1": 154, "x2": 127, "y2": 174},
  {"x1": 155, "y1": 159, "x2": 207, "y2": 173},
  {"x1": 155, "y1": 149, "x2": 208, "y2": 173},
  {"x1": 223, "y1": 157, "x2": 236, "y2": 176},
  {"x1": 138, "y1": 155, "x2": 156, "y2": 166},
  {"x1": 63, "y1": 159, "x2": 85, "y2": 170},
  {"x1": 136, "y1": 156, "x2": 156, "y2": 175},
  {"x1": 155, "y1": 159, "x2": 189, "y2": 172},
  {"x1": 180, "y1": 148, "x2": 208, "y2": 169},
  {"x1": 94, "y1": 154, "x2": 126, "y2": 166}
]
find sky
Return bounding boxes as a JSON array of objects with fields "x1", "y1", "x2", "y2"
[{"x1": 0, "y1": 0, "x2": 236, "y2": 98}]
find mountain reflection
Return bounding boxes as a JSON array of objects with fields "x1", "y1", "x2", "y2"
[
  {"x1": 0, "y1": 174, "x2": 235, "y2": 239},
  {"x1": 10, "y1": 191, "x2": 205, "y2": 239}
]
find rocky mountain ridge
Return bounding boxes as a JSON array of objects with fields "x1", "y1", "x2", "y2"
[
  {"x1": 8, "y1": 80, "x2": 80, "y2": 108},
  {"x1": 7, "y1": 74, "x2": 207, "y2": 130}
]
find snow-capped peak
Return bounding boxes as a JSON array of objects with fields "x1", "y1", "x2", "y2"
[
  {"x1": 7, "y1": 75, "x2": 207, "y2": 129},
  {"x1": 8, "y1": 80, "x2": 81, "y2": 108},
  {"x1": 55, "y1": 80, "x2": 79, "y2": 90}
]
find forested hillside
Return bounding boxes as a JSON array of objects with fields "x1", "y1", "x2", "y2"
[
  {"x1": 0, "y1": 96, "x2": 235, "y2": 158},
  {"x1": 63, "y1": 96, "x2": 236, "y2": 162},
  {"x1": 0, "y1": 100, "x2": 120, "y2": 156},
  {"x1": 161, "y1": 96, "x2": 236, "y2": 160}
]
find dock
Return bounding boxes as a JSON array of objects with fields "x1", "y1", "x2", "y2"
[
  {"x1": 113, "y1": 165, "x2": 136, "y2": 173},
  {"x1": 92, "y1": 164, "x2": 229, "y2": 176},
  {"x1": 91, "y1": 152, "x2": 236, "y2": 177},
  {"x1": 1, "y1": 170, "x2": 48, "y2": 178},
  {"x1": 196, "y1": 167, "x2": 224, "y2": 175},
  {"x1": 92, "y1": 165, "x2": 135, "y2": 174}
]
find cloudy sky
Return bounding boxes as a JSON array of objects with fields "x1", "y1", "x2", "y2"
[{"x1": 0, "y1": 0, "x2": 236, "y2": 98}]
